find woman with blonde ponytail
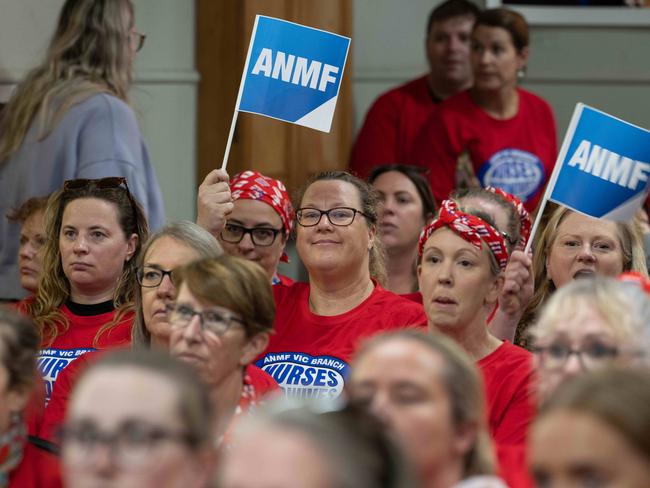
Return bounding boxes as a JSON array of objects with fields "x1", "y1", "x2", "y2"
[
  {"x1": 0, "y1": 0, "x2": 164, "y2": 301},
  {"x1": 18, "y1": 177, "x2": 148, "y2": 404}
]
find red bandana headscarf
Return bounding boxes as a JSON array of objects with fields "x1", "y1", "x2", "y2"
[
  {"x1": 486, "y1": 186, "x2": 532, "y2": 248},
  {"x1": 230, "y1": 171, "x2": 294, "y2": 262},
  {"x1": 418, "y1": 199, "x2": 509, "y2": 271}
]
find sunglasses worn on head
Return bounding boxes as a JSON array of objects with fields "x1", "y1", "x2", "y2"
[
  {"x1": 62, "y1": 177, "x2": 138, "y2": 219},
  {"x1": 63, "y1": 177, "x2": 128, "y2": 192}
]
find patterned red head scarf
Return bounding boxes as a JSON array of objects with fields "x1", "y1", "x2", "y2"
[
  {"x1": 230, "y1": 171, "x2": 294, "y2": 262},
  {"x1": 486, "y1": 186, "x2": 532, "y2": 248},
  {"x1": 418, "y1": 199, "x2": 509, "y2": 271}
]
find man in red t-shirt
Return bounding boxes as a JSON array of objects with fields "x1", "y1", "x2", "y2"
[{"x1": 349, "y1": 0, "x2": 479, "y2": 177}]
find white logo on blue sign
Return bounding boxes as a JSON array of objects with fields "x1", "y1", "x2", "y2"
[
  {"x1": 251, "y1": 48, "x2": 340, "y2": 93},
  {"x1": 549, "y1": 104, "x2": 650, "y2": 221},
  {"x1": 566, "y1": 140, "x2": 650, "y2": 191},
  {"x1": 239, "y1": 16, "x2": 351, "y2": 132},
  {"x1": 477, "y1": 148, "x2": 545, "y2": 203},
  {"x1": 256, "y1": 352, "x2": 349, "y2": 399}
]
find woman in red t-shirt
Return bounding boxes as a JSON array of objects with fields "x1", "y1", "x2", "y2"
[
  {"x1": 368, "y1": 164, "x2": 437, "y2": 296},
  {"x1": 38, "y1": 221, "x2": 223, "y2": 441},
  {"x1": 41, "y1": 223, "x2": 278, "y2": 447},
  {"x1": 410, "y1": 8, "x2": 557, "y2": 212},
  {"x1": 168, "y1": 255, "x2": 278, "y2": 444},
  {"x1": 22, "y1": 177, "x2": 149, "y2": 403},
  {"x1": 417, "y1": 199, "x2": 535, "y2": 479},
  {"x1": 256, "y1": 171, "x2": 427, "y2": 399}
]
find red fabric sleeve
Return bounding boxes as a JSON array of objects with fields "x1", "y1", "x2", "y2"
[{"x1": 479, "y1": 342, "x2": 537, "y2": 446}]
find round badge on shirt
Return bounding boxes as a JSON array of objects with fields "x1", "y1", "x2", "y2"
[
  {"x1": 256, "y1": 352, "x2": 349, "y2": 399},
  {"x1": 477, "y1": 148, "x2": 545, "y2": 204}
]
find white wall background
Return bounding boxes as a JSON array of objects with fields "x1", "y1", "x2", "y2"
[
  {"x1": 0, "y1": 0, "x2": 198, "y2": 222},
  {"x1": 352, "y1": 0, "x2": 650, "y2": 141}
]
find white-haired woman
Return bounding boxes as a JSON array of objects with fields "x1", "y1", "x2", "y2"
[{"x1": 531, "y1": 276, "x2": 650, "y2": 402}]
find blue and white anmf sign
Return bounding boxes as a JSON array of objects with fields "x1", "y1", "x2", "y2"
[
  {"x1": 238, "y1": 15, "x2": 351, "y2": 133},
  {"x1": 549, "y1": 103, "x2": 650, "y2": 221}
]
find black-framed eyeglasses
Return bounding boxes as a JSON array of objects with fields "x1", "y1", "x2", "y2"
[
  {"x1": 60, "y1": 420, "x2": 194, "y2": 468},
  {"x1": 130, "y1": 31, "x2": 146, "y2": 52},
  {"x1": 137, "y1": 266, "x2": 174, "y2": 288},
  {"x1": 166, "y1": 302, "x2": 245, "y2": 336},
  {"x1": 220, "y1": 223, "x2": 282, "y2": 247},
  {"x1": 533, "y1": 342, "x2": 619, "y2": 371},
  {"x1": 296, "y1": 207, "x2": 370, "y2": 227}
]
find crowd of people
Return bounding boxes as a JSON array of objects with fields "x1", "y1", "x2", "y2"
[{"x1": 1, "y1": 0, "x2": 650, "y2": 487}]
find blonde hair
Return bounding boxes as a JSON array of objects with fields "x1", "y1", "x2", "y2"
[
  {"x1": 0, "y1": 0, "x2": 134, "y2": 163},
  {"x1": 27, "y1": 183, "x2": 148, "y2": 346},
  {"x1": 519, "y1": 206, "x2": 647, "y2": 343},
  {"x1": 531, "y1": 277, "x2": 650, "y2": 356},
  {"x1": 353, "y1": 329, "x2": 496, "y2": 478}
]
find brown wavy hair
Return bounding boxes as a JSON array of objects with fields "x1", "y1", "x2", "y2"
[
  {"x1": 0, "y1": 0, "x2": 135, "y2": 164},
  {"x1": 27, "y1": 180, "x2": 148, "y2": 346}
]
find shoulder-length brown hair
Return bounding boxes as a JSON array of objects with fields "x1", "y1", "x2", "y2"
[{"x1": 27, "y1": 180, "x2": 148, "y2": 346}]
